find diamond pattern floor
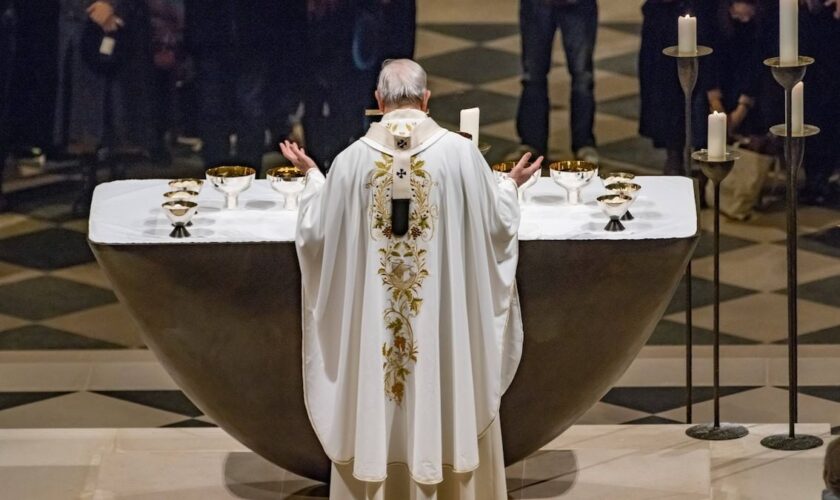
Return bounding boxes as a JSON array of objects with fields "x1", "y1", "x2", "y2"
[{"x1": 0, "y1": 3, "x2": 838, "y2": 433}]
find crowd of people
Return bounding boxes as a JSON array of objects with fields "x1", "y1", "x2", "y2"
[
  {"x1": 1, "y1": 0, "x2": 839, "y2": 208},
  {"x1": 0, "y1": 0, "x2": 415, "y2": 179},
  {"x1": 639, "y1": 0, "x2": 840, "y2": 205}
]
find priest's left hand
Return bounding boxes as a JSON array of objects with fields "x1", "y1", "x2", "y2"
[
  {"x1": 279, "y1": 140, "x2": 318, "y2": 174},
  {"x1": 509, "y1": 152, "x2": 544, "y2": 187}
]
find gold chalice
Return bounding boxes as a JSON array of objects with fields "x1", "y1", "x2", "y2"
[
  {"x1": 605, "y1": 182, "x2": 642, "y2": 221},
  {"x1": 549, "y1": 160, "x2": 598, "y2": 205},
  {"x1": 597, "y1": 194, "x2": 633, "y2": 232},
  {"x1": 206, "y1": 166, "x2": 256, "y2": 209},
  {"x1": 266, "y1": 166, "x2": 307, "y2": 210}
]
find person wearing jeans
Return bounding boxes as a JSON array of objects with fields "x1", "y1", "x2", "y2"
[{"x1": 516, "y1": 0, "x2": 598, "y2": 163}]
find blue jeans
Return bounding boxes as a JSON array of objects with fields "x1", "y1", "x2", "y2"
[{"x1": 516, "y1": 0, "x2": 598, "y2": 156}]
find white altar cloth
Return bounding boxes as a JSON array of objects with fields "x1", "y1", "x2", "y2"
[{"x1": 88, "y1": 177, "x2": 697, "y2": 244}]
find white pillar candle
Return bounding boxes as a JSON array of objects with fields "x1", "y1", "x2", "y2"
[
  {"x1": 791, "y1": 81, "x2": 804, "y2": 135},
  {"x1": 780, "y1": 0, "x2": 798, "y2": 65},
  {"x1": 460, "y1": 108, "x2": 480, "y2": 145},
  {"x1": 708, "y1": 111, "x2": 727, "y2": 161},
  {"x1": 678, "y1": 15, "x2": 697, "y2": 55}
]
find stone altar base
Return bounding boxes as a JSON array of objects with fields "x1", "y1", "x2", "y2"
[{"x1": 0, "y1": 424, "x2": 831, "y2": 499}]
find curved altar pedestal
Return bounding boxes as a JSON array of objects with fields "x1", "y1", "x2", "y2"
[{"x1": 91, "y1": 232, "x2": 697, "y2": 483}]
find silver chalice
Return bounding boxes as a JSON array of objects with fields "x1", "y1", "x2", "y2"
[
  {"x1": 266, "y1": 166, "x2": 307, "y2": 210},
  {"x1": 491, "y1": 161, "x2": 539, "y2": 203},
  {"x1": 206, "y1": 166, "x2": 256, "y2": 209},
  {"x1": 550, "y1": 160, "x2": 598, "y2": 205}
]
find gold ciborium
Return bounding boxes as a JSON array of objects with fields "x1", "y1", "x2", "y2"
[
  {"x1": 206, "y1": 166, "x2": 256, "y2": 209},
  {"x1": 550, "y1": 160, "x2": 597, "y2": 205},
  {"x1": 266, "y1": 166, "x2": 307, "y2": 210}
]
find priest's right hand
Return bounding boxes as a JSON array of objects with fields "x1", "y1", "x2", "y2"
[
  {"x1": 508, "y1": 152, "x2": 544, "y2": 187},
  {"x1": 279, "y1": 140, "x2": 318, "y2": 174}
]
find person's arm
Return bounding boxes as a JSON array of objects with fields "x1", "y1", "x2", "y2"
[{"x1": 280, "y1": 140, "x2": 327, "y2": 249}]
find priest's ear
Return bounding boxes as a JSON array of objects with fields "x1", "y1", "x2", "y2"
[
  {"x1": 421, "y1": 90, "x2": 432, "y2": 113},
  {"x1": 375, "y1": 91, "x2": 386, "y2": 114}
]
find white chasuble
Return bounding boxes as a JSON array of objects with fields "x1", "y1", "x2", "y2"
[{"x1": 296, "y1": 109, "x2": 523, "y2": 498}]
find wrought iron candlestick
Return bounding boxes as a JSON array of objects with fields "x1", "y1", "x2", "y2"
[
  {"x1": 685, "y1": 150, "x2": 749, "y2": 441},
  {"x1": 760, "y1": 56, "x2": 823, "y2": 451},
  {"x1": 663, "y1": 45, "x2": 712, "y2": 424}
]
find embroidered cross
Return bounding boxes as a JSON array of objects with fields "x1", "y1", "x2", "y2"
[
  {"x1": 396, "y1": 138, "x2": 409, "y2": 150},
  {"x1": 396, "y1": 169, "x2": 407, "y2": 179}
]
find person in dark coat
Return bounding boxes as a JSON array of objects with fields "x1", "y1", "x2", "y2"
[
  {"x1": 800, "y1": 0, "x2": 840, "y2": 204},
  {"x1": 54, "y1": 0, "x2": 154, "y2": 154}
]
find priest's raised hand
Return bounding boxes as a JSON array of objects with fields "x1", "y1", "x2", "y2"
[
  {"x1": 279, "y1": 140, "x2": 318, "y2": 174},
  {"x1": 509, "y1": 151, "x2": 544, "y2": 187}
]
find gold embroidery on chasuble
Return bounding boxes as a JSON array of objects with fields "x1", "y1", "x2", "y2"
[{"x1": 368, "y1": 152, "x2": 437, "y2": 404}]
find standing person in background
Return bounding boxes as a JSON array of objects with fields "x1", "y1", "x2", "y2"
[
  {"x1": 514, "y1": 0, "x2": 599, "y2": 164},
  {"x1": 147, "y1": 0, "x2": 184, "y2": 164},
  {"x1": 54, "y1": 0, "x2": 152, "y2": 154},
  {"x1": 800, "y1": 0, "x2": 840, "y2": 205},
  {"x1": 184, "y1": 0, "x2": 284, "y2": 172},
  {"x1": 639, "y1": 0, "x2": 705, "y2": 175}
]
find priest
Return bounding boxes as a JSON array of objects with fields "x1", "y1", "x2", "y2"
[{"x1": 280, "y1": 59, "x2": 542, "y2": 499}]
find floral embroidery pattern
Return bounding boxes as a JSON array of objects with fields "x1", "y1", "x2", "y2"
[{"x1": 368, "y1": 152, "x2": 437, "y2": 404}]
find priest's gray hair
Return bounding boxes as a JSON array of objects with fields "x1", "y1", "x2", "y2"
[{"x1": 377, "y1": 59, "x2": 428, "y2": 107}]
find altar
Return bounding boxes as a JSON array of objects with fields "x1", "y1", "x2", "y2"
[{"x1": 88, "y1": 175, "x2": 699, "y2": 482}]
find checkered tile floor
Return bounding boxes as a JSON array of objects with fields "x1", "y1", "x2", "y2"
[{"x1": 0, "y1": 2, "x2": 839, "y2": 433}]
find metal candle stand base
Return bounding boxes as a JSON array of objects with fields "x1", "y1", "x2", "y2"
[
  {"x1": 169, "y1": 224, "x2": 190, "y2": 238},
  {"x1": 761, "y1": 434, "x2": 824, "y2": 451},
  {"x1": 663, "y1": 45, "x2": 713, "y2": 424},
  {"x1": 685, "y1": 150, "x2": 749, "y2": 442},
  {"x1": 604, "y1": 217, "x2": 625, "y2": 232},
  {"x1": 758, "y1": 56, "x2": 823, "y2": 452},
  {"x1": 686, "y1": 423, "x2": 749, "y2": 441}
]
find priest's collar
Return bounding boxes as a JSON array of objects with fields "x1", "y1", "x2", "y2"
[{"x1": 380, "y1": 109, "x2": 429, "y2": 137}]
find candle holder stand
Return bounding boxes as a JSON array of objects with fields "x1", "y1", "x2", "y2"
[
  {"x1": 663, "y1": 45, "x2": 713, "y2": 424},
  {"x1": 760, "y1": 55, "x2": 823, "y2": 451},
  {"x1": 685, "y1": 150, "x2": 749, "y2": 441}
]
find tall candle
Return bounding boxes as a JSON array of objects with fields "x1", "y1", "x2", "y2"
[
  {"x1": 708, "y1": 111, "x2": 727, "y2": 160},
  {"x1": 678, "y1": 15, "x2": 697, "y2": 54},
  {"x1": 791, "y1": 81, "x2": 804, "y2": 135},
  {"x1": 460, "y1": 108, "x2": 480, "y2": 146},
  {"x1": 780, "y1": 0, "x2": 798, "y2": 65}
]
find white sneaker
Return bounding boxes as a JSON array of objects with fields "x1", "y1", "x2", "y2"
[{"x1": 576, "y1": 146, "x2": 599, "y2": 165}]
